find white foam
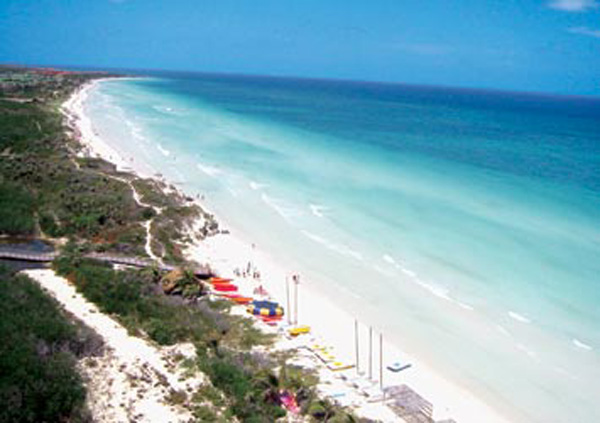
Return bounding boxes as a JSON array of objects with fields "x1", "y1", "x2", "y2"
[
  {"x1": 419, "y1": 281, "x2": 452, "y2": 302},
  {"x1": 496, "y1": 324, "x2": 511, "y2": 337},
  {"x1": 249, "y1": 181, "x2": 268, "y2": 191},
  {"x1": 516, "y1": 343, "x2": 538, "y2": 360},
  {"x1": 397, "y1": 264, "x2": 475, "y2": 311},
  {"x1": 508, "y1": 311, "x2": 531, "y2": 324},
  {"x1": 400, "y1": 267, "x2": 417, "y2": 278},
  {"x1": 124, "y1": 119, "x2": 147, "y2": 144},
  {"x1": 157, "y1": 144, "x2": 171, "y2": 157},
  {"x1": 300, "y1": 230, "x2": 364, "y2": 261},
  {"x1": 196, "y1": 163, "x2": 223, "y2": 177},
  {"x1": 261, "y1": 193, "x2": 303, "y2": 222},
  {"x1": 309, "y1": 203, "x2": 329, "y2": 218},
  {"x1": 373, "y1": 264, "x2": 394, "y2": 276},
  {"x1": 383, "y1": 254, "x2": 396, "y2": 265},
  {"x1": 572, "y1": 338, "x2": 593, "y2": 351},
  {"x1": 225, "y1": 186, "x2": 238, "y2": 197},
  {"x1": 152, "y1": 105, "x2": 177, "y2": 115},
  {"x1": 457, "y1": 301, "x2": 474, "y2": 311}
]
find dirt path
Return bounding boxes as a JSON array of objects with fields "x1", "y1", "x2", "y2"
[{"x1": 24, "y1": 269, "x2": 205, "y2": 423}]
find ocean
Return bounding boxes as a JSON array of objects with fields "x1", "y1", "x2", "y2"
[{"x1": 84, "y1": 72, "x2": 600, "y2": 422}]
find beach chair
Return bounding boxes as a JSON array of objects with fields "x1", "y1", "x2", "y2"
[
  {"x1": 387, "y1": 362, "x2": 412, "y2": 373},
  {"x1": 327, "y1": 361, "x2": 356, "y2": 372}
]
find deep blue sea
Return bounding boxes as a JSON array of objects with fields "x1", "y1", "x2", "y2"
[{"x1": 85, "y1": 72, "x2": 600, "y2": 422}]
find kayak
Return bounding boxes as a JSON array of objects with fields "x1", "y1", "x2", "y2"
[
  {"x1": 210, "y1": 277, "x2": 232, "y2": 284},
  {"x1": 213, "y1": 284, "x2": 238, "y2": 292},
  {"x1": 288, "y1": 325, "x2": 311, "y2": 336}
]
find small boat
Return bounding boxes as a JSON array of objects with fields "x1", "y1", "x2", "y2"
[{"x1": 232, "y1": 296, "x2": 253, "y2": 305}]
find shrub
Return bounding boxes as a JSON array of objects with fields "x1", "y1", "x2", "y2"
[
  {"x1": 0, "y1": 182, "x2": 35, "y2": 235},
  {"x1": 0, "y1": 265, "x2": 89, "y2": 422}
]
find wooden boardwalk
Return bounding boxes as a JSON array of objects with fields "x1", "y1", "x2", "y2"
[{"x1": 0, "y1": 247, "x2": 211, "y2": 277}]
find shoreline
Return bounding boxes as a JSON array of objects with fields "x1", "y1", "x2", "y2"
[{"x1": 65, "y1": 77, "x2": 512, "y2": 423}]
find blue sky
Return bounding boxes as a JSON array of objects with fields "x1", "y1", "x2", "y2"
[{"x1": 1, "y1": 0, "x2": 599, "y2": 95}]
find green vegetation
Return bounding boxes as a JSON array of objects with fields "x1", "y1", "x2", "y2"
[
  {"x1": 53, "y1": 251, "x2": 355, "y2": 422},
  {"x1": 0, "y1": 265, "x2": 98, "y2": 423},
  {"x1": 53, "y1": 249, "x2": 272, "y2": 350},
  {"x1": 0, "y1": 181, "x2": 35, "y2": 235},
  {"x1": 0, "y1": 66, "x2": 208, "y2": 260},
  {"x1": 0, "y1": 69, "x2": 146, "y2": 244},
  {"x1": 0, "y1": 67, "x2": 357, "y2": 422}
]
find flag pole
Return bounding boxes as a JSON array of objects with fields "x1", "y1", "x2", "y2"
[
  {"x1": 369, "y1": 326, "x2": 373, "y2": 379},
  {"x1": 285, "y1": 275, "x2": 291, "y2": 325},
  {"x1": 355, "y1": 319, "x2": 360, "y2": 374},
  {"x1": 379, "y1": 332, "x2": 384, "y2": 390},
  {"x1": 293, "y1": 274, "x2": 299, "y2": 325}
]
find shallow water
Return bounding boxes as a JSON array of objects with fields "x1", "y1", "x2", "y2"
[{"x1": 85, "y1": 73, "x2": 600, "y2": 422}]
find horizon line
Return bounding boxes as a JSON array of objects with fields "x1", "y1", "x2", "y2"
[{"x1": 4, "y1": 61, "x2": 600, "y2": 101}]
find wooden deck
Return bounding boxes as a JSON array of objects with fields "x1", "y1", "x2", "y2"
[{"x1": 0, "y1": 247, "x2": 211, "y2": 277}]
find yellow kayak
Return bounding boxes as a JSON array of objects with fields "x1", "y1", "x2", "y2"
[{"x1": 288, "y1": 325, "x2": 311, "y2": 336}]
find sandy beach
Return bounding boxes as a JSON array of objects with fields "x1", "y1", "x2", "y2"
[
  {"x1": 64, "y1": 78, "x2": 513, "y2": 423},
  {"x1": 24, "y1": 269, "x2": 204, "y2": 423}
]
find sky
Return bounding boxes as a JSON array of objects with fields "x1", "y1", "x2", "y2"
[{"x1": 0, "y1": 0, "x2": 599, "y2": 96}]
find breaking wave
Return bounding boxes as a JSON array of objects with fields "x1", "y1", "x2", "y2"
[{"x1": 301, "y1": 230, "x2": 364, "y2": 261}]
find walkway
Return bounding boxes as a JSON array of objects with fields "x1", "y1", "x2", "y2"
[{"x1": 0, "y1": 247, "x2": 211, "y2": 277}]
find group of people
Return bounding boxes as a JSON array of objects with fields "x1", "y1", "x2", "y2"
[{"x1": 233, "y1": 261, "x2": 262, "y2": 281}]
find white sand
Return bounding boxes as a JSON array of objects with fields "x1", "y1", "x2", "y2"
[
  {"x1": 24, "y1": 269, "x2": 204, "y2": 423},
  {"x1": 62, "y1": 79, "x2": 133, "y2": 173},
  {"x1": 64, "y1": 79, "x2": 513, "y2": 423},
  {"x1": 189, "y1": 230, "x2": 511, "y2": 423}
]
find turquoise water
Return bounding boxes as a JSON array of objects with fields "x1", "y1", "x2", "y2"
[{"x1": 86, "y1": 73, "x2": 600, "y2": 422}]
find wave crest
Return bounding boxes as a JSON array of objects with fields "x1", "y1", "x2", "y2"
[{"x1": 301, "y1": 230, "x2": 364, "y2": 261}]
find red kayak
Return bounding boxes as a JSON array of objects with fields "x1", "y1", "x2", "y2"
[
  {"x1": 260, "y1": 315, "x2": 282, "y2": 322},
  {"x1": 213, "y1": 284, "x2": 238, "y2": 292}
]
